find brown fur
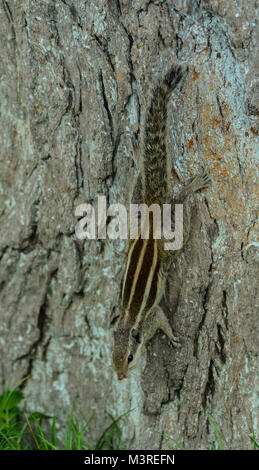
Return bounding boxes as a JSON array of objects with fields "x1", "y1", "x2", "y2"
[{"x1": 112, "y1": 65, "x2": 210, "y2": 380}]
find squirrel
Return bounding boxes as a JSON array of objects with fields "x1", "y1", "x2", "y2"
[{"x1": 112, "y1": 65, "x2": 210, "y2": 380}]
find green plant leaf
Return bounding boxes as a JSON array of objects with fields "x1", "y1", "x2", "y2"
[
  {"x1": 29, "y1": 412, "x2": 53, "y2": 421},
  {"x1": 0, "y1": 389, "x2": 24, "y2": 412},
  {"x1": 205, "y1": 413, "x2": 224, "y2": 450}
]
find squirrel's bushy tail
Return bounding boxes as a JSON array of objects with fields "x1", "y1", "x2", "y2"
[{"x1": 141, "y1": 65, "x2": 187, "y2": 205}]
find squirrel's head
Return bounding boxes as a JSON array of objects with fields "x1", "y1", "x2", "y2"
[{"x1": 112, "y1": 327, "x2": 143, "y2": 380}]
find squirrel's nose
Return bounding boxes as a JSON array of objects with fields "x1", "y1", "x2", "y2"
[{"x1": 117, "y1": 373, "x2": 126, "y2": 380}]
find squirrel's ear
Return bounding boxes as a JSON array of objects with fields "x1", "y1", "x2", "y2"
[
  {"x1": 110, "y1": 314, "x2": 120, "y2": 328},
  {"x1": 131, "y1": 328, "x2": 142, "y2": 344}
]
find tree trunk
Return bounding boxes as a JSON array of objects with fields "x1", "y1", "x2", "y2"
[{"x1": 0, "y1": 0, "x2": 258, "y2": 450}]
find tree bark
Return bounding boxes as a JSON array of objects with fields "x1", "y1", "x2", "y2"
[{"x1": 0, "y1": 0, "x2": 258, "y2": 450}]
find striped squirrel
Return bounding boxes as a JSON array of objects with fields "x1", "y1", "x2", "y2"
[{"x1": 112, "y1": 65, "x2": 210, "y2": 380}]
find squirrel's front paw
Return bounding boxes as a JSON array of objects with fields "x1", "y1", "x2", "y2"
[{"x1": 169, "y1": 332, "x2": 182, "y2": 348}]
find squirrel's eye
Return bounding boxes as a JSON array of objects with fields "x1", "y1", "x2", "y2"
[{"x1": 128, "y1": 354, "x2": 133, "y2": 363}]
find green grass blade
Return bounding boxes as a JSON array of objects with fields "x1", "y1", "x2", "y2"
[
  {"x1": 205, "y1": 414, "x2": 224, "y2": 450},
  {"x1": 151, "y1": 430, "x2": 186, "y2": 450}
]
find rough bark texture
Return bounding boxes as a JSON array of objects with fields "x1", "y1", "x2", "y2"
[{"x1": 0, "y1": 0, "x2": 258, "y2": 450}]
